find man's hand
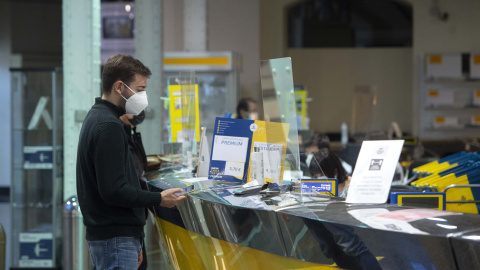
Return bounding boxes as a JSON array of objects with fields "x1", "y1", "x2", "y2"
[
  {"x1": 160, "y1": 188, "x2": 187, "y2": 208},
  {"x1": 137, "y1": 249, "x2": 143, "y2": 269}
]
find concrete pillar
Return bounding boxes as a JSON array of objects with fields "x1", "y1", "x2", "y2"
[
  {"x1": 0, "y1": 2, "x2": 11, "y2": 268},
  {"x1": 62, "y1": 0, "x2": 101, "y2": 199},
  {"x1": 134, "y1": 0, "x2": 163, "y2": 155},
  {"x1": 184, "y1": 0, "x2": 207, "y2": 51},
  {"x1": 0, "y1": 0, "x2": 11, "y2": 189}
]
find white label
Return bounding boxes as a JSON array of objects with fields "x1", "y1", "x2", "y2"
[
  {"x1": 471, "y1": 116, "x2": 480, "y2": 126},
  {"x1": 470, "y1": 54, "x2": 480, "y2": 79},
  {"x1": 473, "y1": 90, "x2": 480, "y2": 106},
  {"x1": 433, "y1": 116, "x2": 458, "y2": 128},
  {"x1": 224, "y1": 161, "x2": 245, "y2": 178},
  {"x1": 426, "y1": 54, "x2": 462, "y2": 79},
  {"x1": 426, "y1": 89, "x2": 454, "y2": 107}
]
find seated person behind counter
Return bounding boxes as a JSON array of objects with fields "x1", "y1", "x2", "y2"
[
  {"x1": 302, "y1": 133, "x2": 352, "y2": 175},
  {"x1": 236, "y1": 97, "x2": 258, "y2": 120},
  {"x1": 301, "y1": 133, "x2": 330, "y2": 167},
  {"x1": 309, "y1": 148, "x2": 351, "y2": 198}
]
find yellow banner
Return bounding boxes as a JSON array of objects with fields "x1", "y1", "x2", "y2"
[
  {"x1": 169, "y1": 84, "x2": 200, "y2": 142},
  {"x1": 295, "y1": 90, "x2": 307, "y2": 130}
]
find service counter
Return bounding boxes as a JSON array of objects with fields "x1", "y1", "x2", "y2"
[{"x1": 147, "y1": 176, "x2": 480, "y2": 270}]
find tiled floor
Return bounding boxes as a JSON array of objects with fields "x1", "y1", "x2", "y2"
[{"x1": 0, "y1": 202, "x2": 11, "y2": 269}]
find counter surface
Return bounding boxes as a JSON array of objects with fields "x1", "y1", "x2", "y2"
[{"x1": 149, "y1": 178, "x2": 480, "y2": 269}]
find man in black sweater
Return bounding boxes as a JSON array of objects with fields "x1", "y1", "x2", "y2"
[{"x1": 76, "y1": 54, "x2": 186, "y2": 269}]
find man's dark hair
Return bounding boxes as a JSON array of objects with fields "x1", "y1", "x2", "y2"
[
  {"x1": 305, "y1": 133, "x2": 330, "y2": 150},
  {"x1": 309, "y1": 148, "x2": 348, "y2": 184},
  {"x1": 236, "y1": 97, "x2": 256, "y2": 119},
  {"x1": 102, "y1": 54, "x2": 152, "y2": 95}
]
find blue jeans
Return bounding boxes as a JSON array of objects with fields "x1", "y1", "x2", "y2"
[{"x1": 88, "y1": 237, "x2": 142, "y2": 270}]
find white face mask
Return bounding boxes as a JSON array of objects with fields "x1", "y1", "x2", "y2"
[
  {"x1": 120, "y1": 83, "x2": 148, "y2": 115},
  {"x1": 306, "y1": 153, "x2": 314, "y2": 167}
]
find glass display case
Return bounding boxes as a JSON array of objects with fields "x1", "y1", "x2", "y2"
[
  {"x1": 10, "y1": 68, "x2": 63, "y2": 269},
  {"x1": 162, "y1": 51, "x2": 241, "y2": 150},
  {"x1": 162, "y1": 71, "x2": 199, "y2": 174}
]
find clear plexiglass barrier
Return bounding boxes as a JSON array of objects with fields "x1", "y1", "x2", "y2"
[
  {"x1": 260, "y1": 58, "x2": 335, "y2": 208},
  {"x1": 259, "y1": 58, "x2": 302, "y2": 184},
  {"x1": 179, "y1": 71, "x2": 198, "y2": 171},
  {"x1": 161, "y1": 71, "x2": 199, "y2": 177}
]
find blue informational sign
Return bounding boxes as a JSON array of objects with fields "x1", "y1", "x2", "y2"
[
  {"x1": 390, "y1": 192, "x2": 446, "y2": 210},
  {"x1": 23, "y1": 146, "x2": 53, "y2": 169},
  {"x1": 19, "y1": 233, "x2": 53, "y2": 267},
  {"x1": 300, "y1": 178, "x2": 338, "y2": 196}
]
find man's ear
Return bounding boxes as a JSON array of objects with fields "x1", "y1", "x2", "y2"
[{"x1": 113, "y1": 81, "x2": 123, "y2": 94}]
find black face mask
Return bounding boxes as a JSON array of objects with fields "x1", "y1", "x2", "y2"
[{"x1": 129, "y1": 110, "x2": 146, "y2": 126}]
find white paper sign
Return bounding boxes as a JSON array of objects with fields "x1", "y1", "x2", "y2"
[
  {"x1": 211, "y1": 135, "x2": 249, "y2": 162},
  {"x1": 253, "y1": 142, "x2": 283, "y2": 180},
  {"x1": 346, "y1": 140, "x2": 404, "y2": 204}
]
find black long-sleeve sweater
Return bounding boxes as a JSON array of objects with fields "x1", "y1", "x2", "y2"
[{"x1": 76, "y1": 98, "x2": 162, "y2": 241}]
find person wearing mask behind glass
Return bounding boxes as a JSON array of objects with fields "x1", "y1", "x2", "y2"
[
  {"x1": 77, "y1": 54, "x2": 186, "y2": 270},
  {"x1": 302, "y1": 133, "x2": 352, "y2": 175},
  {"x1": 119, "y1": 111, "x2": 149, "y2": 270},
  {"x1": 309, "y1": 148, "x2": 351, "y2": 198},
  {"x1": 236, "y1": 97, "x2": 258, "y2": 120},
  {"x1": 301, "y1": 133, "x2": 331, "y2": 167}
]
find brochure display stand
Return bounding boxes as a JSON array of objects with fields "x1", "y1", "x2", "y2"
[
  {"x1": 207, "y1": 118, "x2": 289, "y2": 183},
  {"x1": 207, "y1": 57, "x2": 302, "y2": 184}
]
